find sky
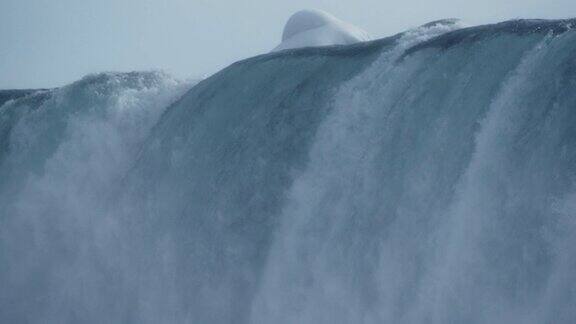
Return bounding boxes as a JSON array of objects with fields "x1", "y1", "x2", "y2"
[{"x1": 1, "y1": 0, "x2": 576, "y2": 89}]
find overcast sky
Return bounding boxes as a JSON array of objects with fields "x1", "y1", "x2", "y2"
[{"x1": 2, "y1": 0, "x2": 576, "y2": 89}]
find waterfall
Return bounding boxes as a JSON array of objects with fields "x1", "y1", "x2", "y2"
[{"x1": 1, "y1": 19, "x2": 576, "y2": 323}]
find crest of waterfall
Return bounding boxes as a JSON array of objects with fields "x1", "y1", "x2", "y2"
[{"x1": 1, "y1": 19, "x2": 576, "y2": 324}]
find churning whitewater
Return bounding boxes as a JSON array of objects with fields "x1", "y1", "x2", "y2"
[{"x1": 2, "y1": 18, "x2": 576, "y2": 324}]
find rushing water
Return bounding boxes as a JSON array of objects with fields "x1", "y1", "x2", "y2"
[{"x1": 1, "y1": 19, "x2": 576, "y2": 323}]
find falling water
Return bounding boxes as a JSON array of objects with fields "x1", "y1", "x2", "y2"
[{"x1": 1, "y1": 19, "x2": 576, "y2": 323}]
